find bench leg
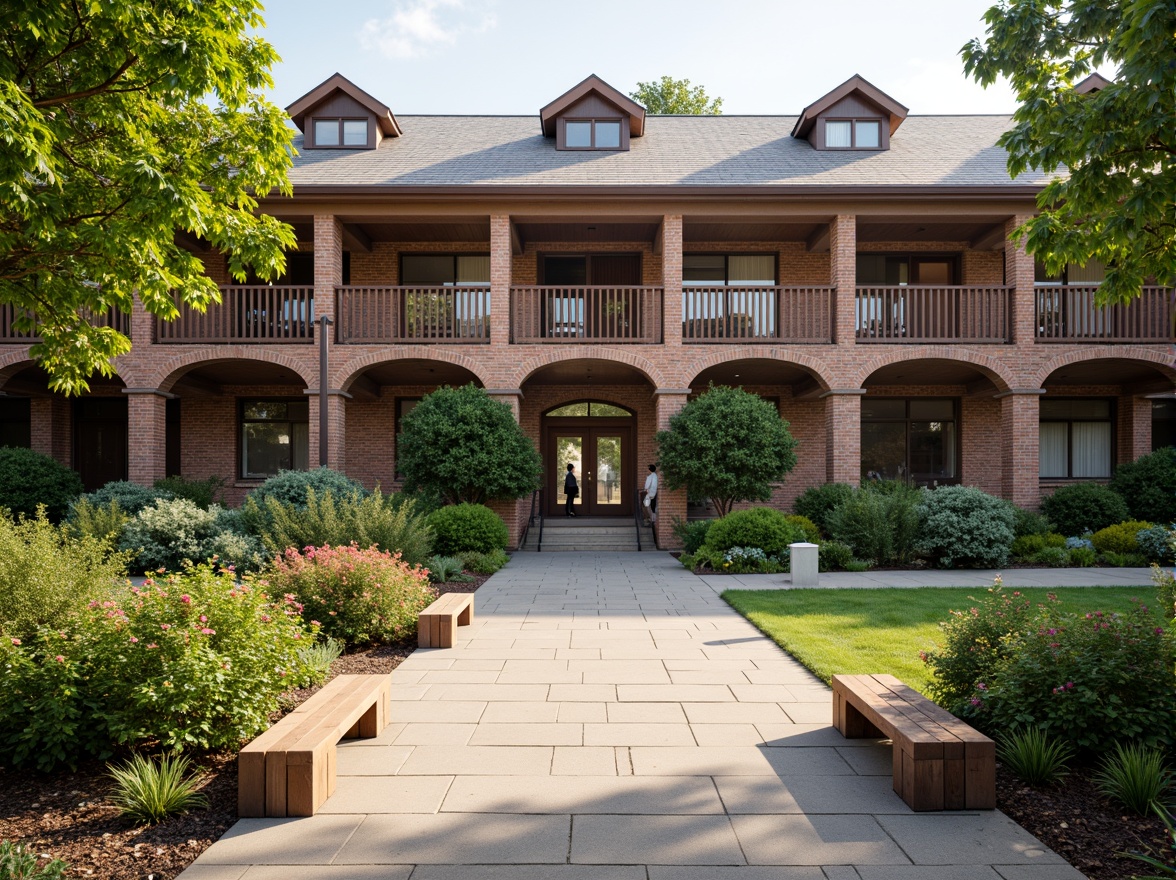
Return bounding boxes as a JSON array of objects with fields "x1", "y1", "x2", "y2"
[
  {"x1": 965, "y1": 740, "x2": 996, "y2": 809},
  {"x1": 438, "y1": 613, "x2": 457, "y2": 648},
  {"x1": 458, "y1": 600, "x2": 473, "y2": 626},
  {"x1": 835, "y1": 693, "x2": 883, "y2": 739},
  {"x1": 898, "y1": 748, "x2": 945, "y2": 812},
  {"x1": 238, "y1": 752, "x2": 267, "y2": 818}
]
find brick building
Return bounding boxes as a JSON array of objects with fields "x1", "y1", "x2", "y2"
[{"x1": 1, "y1": 73, "x2": 1172, "y2": 548}]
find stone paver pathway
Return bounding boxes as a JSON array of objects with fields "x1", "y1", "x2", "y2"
[{"x1": 181, "y1": 552, "x2": 1087, "y2": 880}]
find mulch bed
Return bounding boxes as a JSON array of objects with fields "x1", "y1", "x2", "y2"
[{"x1": 3, "y1": 571, "x2": 1171, "y2": 880}]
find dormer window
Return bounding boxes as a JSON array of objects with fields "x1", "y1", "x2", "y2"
[
  {"x1": 562, "y1": 118, "x2": 623, "y2": 150},
  {"x1": 313, "y1": 118, "x2": 370, "y2": 148},
  {"x1": 825, "y1": 119, "x2": 882, "y2": 150}
]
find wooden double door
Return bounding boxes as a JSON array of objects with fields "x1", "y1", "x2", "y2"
[{"x1": 545, "y1": 421, "x2": 634, "y2": 517}]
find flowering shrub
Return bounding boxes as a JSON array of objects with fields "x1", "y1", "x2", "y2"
[
  {"x1": 921, "y1": 580, "x2": 1057, "y2": 720},
  {"x1": 263, "y1": 544, "x2": 436, "y2": 646},
  {"x1": 979, "y1": 605, "x2": 1175, "y2": 753},
  {"x1": 0, "y1": 564, "x2": 316, "y2": 771}
]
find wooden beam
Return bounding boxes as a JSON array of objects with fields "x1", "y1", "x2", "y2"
[
  {"x1": 169, "y1": 374, "x2": 223, "y2": 398},
  {"x1": 652, "y1": 218, "x2": 664, "y2": 255},
  {"x1": 965, "y1": 377, "x2": 998, "y2": 397},
  {"x1": 969, "y1": 224, "x2": 1009, "y2": 251},
  {"x1": 791, "y1": 375, "x2": 825, "y2": 400},
  {"x1": 510, "y1": 222, "x2": 524, "y2": 256},
  {"x1": 346, "y1": 374, "x2": 381, "y2": 402},
  {"x1": 806, "y1": 224, "x2": 831, "y2": 253},
  {"x1": 341, "y1": 223, "x2": 373, "y2": 253}
]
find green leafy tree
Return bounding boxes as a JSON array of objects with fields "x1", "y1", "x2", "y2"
[
  {"x1": 655, "y1": 385, "x2": 797, "y2": 517},
  {"x1": 630, "y1": 76, "x2": 723, "y2": 115},
  {"x1": 398, "y1": 384, "x2": 542, "y2": 505},
  {"x1": 0, "y1": 0, "x2": 297, "y2": 393},
  {"x1": 962, "y1": 0, "x2": 1175, "y2": 302}
]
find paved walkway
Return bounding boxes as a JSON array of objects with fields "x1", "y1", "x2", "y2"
[{"x1": 178, "y1": 553, "x2": 1124, "y2": 880}]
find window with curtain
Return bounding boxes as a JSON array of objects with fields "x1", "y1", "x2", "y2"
[
  {"x1": 1039, "y1": 399, "x2": 1113, "y2": 479},
  {"x1": 823, "y1": 118, "x2": 883, "y2": 149},
  {"x1": 683, "y1": 254, "x2": 777, "y2": 337},
  {"x1": 401, "y1": 254, "x2": 490, "y2": 286}
]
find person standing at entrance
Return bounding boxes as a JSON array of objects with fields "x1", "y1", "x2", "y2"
[
  {"x1": 564, "y1": 463, "x2": 578, "y2": 517},
  {"x1": 642, "y1": 462, "x2": 658, "y2": 525}
]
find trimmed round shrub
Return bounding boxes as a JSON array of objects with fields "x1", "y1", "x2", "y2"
[
  {"x1": 428, "y1": 503, "x2": 509, "y2": 555},
  {"x1": 793, "y1": 483, "x2": 856, "y2": 535},
  {"x1": 264, "y1": 544, "x2": 436, "y2": 646},
  {"x1": 1090, "y1": 520, "x2": 1152, "y2": 556},
  {"x1": 461, "y1": 548, "x2": 510, "y2": 575},
  {"x1": 247, "y1": 467, "x2": 367, "y2": 509},
  {"x1": 0, "y1": 447, "x2": 83, "y2": 522},
  {"x1": 1013, "y1": 507, "x2": 1054, "y2": 539},
  {"x1": 702, "y1": 507, "x2": 806, "y2": 557},
  {"x1": 818, "y1": 540, "x2": 856, "y2": 572},
  {"x1": 77, "y1": 480, "x2": 171, "y2": 516},
  {"x1": 916, "y1": 486, "x2": 1015, "y2": 569},
  {"x1": 1109, "y1": 447, "x2": 1176, "y2": 525},
  {"x1": 1040, "y1": 483, "x2": 1129, "y2": 537},
  {"x1": 784, "y1": 514, "x2": 821, "y2": 544},
  {"x1": 119, "y1": 498, "x2": 219, "y2": 572}
]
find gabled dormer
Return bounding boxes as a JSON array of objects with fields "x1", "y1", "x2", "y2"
[
  {"x1": 286, "y1": 73, "x2": 401, "y2": 150},
  {"x1": 1074, "y1": 72, "x2": 1113, "y2": 94},
  {"x1": 539, "y1": 75, "x2": 646, "y2": 151},
  {"x1": 791, "y1": 75, "x2": 908, "y2": 151}
]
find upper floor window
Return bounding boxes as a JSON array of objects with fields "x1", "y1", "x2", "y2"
[
  {"x1": 312, "y1": 118, "x2": 370, "y2": 148},
  {"x1": 560, "y1": 118, "x2": 624, "y2": 151},
  {"x1": 1034, "y1": 258, "x2": 1105, "y2": 285},
  {"x1": 401, "y1": 254, "x2": 490, "y2": 286},
  {"x1": 858, "y1": 254, "x2": 958, "y2": 286},
  {"x1": 683, "y1": 254, "x2": 776, "y2": 286},
  {"x1": 825, "y1": 119, "x2": 882, "y2": 149}
]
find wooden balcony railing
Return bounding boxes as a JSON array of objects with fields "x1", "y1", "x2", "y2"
[
  {"x1": 682, "y1": 286, "x2": 832, "y2": 342},
  {"x1": 0, "y1": 305, "x2": 131, "y2": 342},
  {"x1": 855, "y1": 286, "x2": 1010, "y2": 343},
  {"x1": 1035, "y1": 285, "x2": 1174, "y2": 342},
  {"x1": 511, "y1": 286, "x2": 662, "y2": 343},
  {"x1": 155, "y1": 285, "x2": 314, "y2": 343},
  {"x1": 336, "y1": 286, "x2": 490, "y2": 343}
]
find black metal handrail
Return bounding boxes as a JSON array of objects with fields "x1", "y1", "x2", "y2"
[
  {"x1": 633, "y1": 489, "x2": 643, "y2": 552},
  {"x1": 535, "y1": 488, "x2": 545, "y2": 552},
  {"x1": 520, "y1": 488, "x2": 539, "y2": 551}
]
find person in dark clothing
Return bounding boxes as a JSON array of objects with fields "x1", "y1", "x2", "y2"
[{"x1": 564, "y1": 462, "x2": 578, "y2": 516}]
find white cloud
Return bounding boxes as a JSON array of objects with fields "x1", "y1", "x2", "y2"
[{"x1": 360, "y1": 0, "x2": 496, "y2": 60}]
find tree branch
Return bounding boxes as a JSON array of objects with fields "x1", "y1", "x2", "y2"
[{"x1": 32, "y1": 55, "x2": 138, "y2": 108}]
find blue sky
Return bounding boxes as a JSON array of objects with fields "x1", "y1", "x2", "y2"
[{"x1": 259, "y1": 0, "x2": 1024, "y2": 116}]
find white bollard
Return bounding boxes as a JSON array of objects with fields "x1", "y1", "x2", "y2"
[{"x1": 789, "y1": 542, "x2": 819, "y2": 587}]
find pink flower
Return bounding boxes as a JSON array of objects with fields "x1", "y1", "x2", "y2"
[
  {"x1": 54, "y1": 655, "x2": 65, "y2": 663},
  {"x1": 9, "y1": 638, "x2": 20, "y2": 646},
  {"x1": 180, "y1": 595, "x2": 191, "y2": 605},
  {"x1": 146, "y1": 643, "x2": 159, "y2": 649},
  {"x1": 201, "y1": 628, "x2": 215, "y2": 635},
  {"x1": 199, "y1": 615, "x2": 208, "y2": 623},
  {"x1": 129, "y1": 637, "x2": 139, "y2": 643},
  {"x1": 161, "y1": 623, "x2": 171, "y2": 631}
]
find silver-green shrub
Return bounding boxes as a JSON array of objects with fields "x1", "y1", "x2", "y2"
[{"x1": 916, "y1": 485, "x2": 1015, "y2": 569}]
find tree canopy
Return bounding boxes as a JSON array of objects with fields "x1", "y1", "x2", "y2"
[
  {"x1": 629, "y1": 76, "x2": 722, "y2": 115},
  {"x1": 0, "y1": 0, "x2": 297, "y2": 393},
  {"x1": 397, "y1": 384, "x2": 542, "y2": 506},
  {"x1": 655, "y1": 385, "x2": 797, "y2": 517},
  {"x1": 962, "y1": 0, "x2": 1175, "y2": 302}
]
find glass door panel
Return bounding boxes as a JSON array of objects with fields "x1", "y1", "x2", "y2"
[
  {"x1": 594, "y1": 435, "x2": 622, "y2": 507},
  {"x1": 553, "y1": 434, "x2": 583, "y2": 515}
]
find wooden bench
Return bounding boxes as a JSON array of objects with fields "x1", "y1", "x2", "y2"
[
  {"x1": 832, "y1": 673, "x2": 995, "y2": 812},
  {"x1": 418, "y1": 592, "x2": 474, "y2": 648},
  {"x1": 238, "y1": 673, "x2": 390, "y2": 818}
]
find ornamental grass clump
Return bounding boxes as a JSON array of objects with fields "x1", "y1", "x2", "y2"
[
  {"x1": 996, "y1": 727, "x2": 1073, "y2": 786},
  {"x1": 264, "y1": 544, "x2": 436, "y2": 647},
  {"x1": 0, "y1": 840, "x2": 69, "y2": 879},
  {"x1": 106, "y1": 752, "x2": 208, "y2": 824},
  {"x1": 1093, "y1": 742, "x2": 1173, "y2": 815}
]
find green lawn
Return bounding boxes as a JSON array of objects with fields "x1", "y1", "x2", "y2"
[{"x1": 722, "y1": 586, "x2": 1161, "y2": 696}]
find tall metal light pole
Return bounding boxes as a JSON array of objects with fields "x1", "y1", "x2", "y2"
[{"x1": 318, "y1": 314, "x2": 333, "y2": 467}]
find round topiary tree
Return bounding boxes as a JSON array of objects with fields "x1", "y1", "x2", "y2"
[
  {"x1": 1040, "y1": 482, "x2": 1130, "y2": 537},
  {"x1": 398, "y1": 384, "x2": 541, "y2": 505},
  {"x1": 427, "y1": 502, "x2": 509, "y2": 555},
  {"x1": 655, "y1": 385, "x2": 797, "y2": 517},
  {"x1": 0, "y1": 447, "x2": 83, "y2": 522},
  {"x1": 1109, "y1": 447, "x2": 1176, "y2": 525}
]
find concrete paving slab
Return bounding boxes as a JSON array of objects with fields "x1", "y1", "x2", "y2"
[
  {"x1": 420, "y1": 683, "x2": 551, "y2": 701},
  {"x1": 317, "y1": 775, "x2": 453, "y2": 813},
  {"x1": 557, "y1": 701, "x2": 608, "y2": 722},
  {"x1": 480, "y1": 701, "x2": 560, "y2": 723},
  {"x1": 397, "y1": 745, "x2": 554, "y2": 775},
  {"x1": 548, "y1": 683, "x2": 618, "y2": 701},
  {"x1": 876, "y1": 814, "x2": 1065, "y2": 865},
  {"x1": 388, "y1": 700, "x2": 485, "y2": 723},
  {"x1": 584, "y1": 723, "x2": 697, "y2": 746},
  {"x1": 731, "y1": 814, "x2": 911, "y2": 866},
  {"x1": 175, "y1": 867, "x2": 248, "y2": 880},
  {"x1": 391, "y1": 723, "x2": 476, "y2": 745},
  {"x1": 238, "y1": 869, "x2": 413, "y2": 880},
  {"x1": 552, "y1": 746, "x2": 618, "y2": 776},
  {"x1": 631, "y1": 746, "x2": 855, "y2": 776},
  {"x1": 757, "y1": 724, "x2": 885, "y2": 748},
  {"x1": 992, "y1": 867, "x2": 1089, "y2": 880},
  {"x1": 648, "y1": 869, "x2": 825, "y2": 880},
  {"x1": 606, "y1": 702, "x2": 688, "y2": 723},
  {"x1": 570, "y1": 815, "x2": 746, "y2": 864},
  {"x1": 335, "y1": 745, "x2": 413, "y2": 776},
  {"x1": 856, "y1": 869, "x2": 1004, "y2": 880},
  {"x1": 714, "y1": 774, "x2": 911, "y2": 814},
  {"x1": 189, "y1": 816, "x2": 362, "y2": 865},
  {"x1": 443, "y1": 774, "x2": 725, "y2": 814},
  {"x1": 468, "y1": 722, "x2": 584, "y2": 746},
  {"x1": 689, "y1": 723, "x2": 766, "y2": 746},
  {"x1": 619, "y1": 684, "x2": 736, "y2": 702},
  {"x1": 334, "y1": 813, "x2": 570, "y2": 864},
  {"x1": 837, "y1": 745, "x2": 896, "y2": 776},
  {"x1": 682, "y1": 702, "x2": 792, "y2": 725},
  {"x1": 408, "y1": 867, "x2": 644, "y2": 880},
  {"x1": 782, "y1": 702, "x2": 836, "y2": 724}
]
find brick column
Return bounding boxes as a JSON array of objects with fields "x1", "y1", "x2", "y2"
[
  {"x1": 125, "y1": 389, "x2": 170, "y2": 486},
  {"x1": 310, "y1": 215, "x2": 343, "y2": 471},
  {"x1": 1004, "y1": 214, "x2": 1035, "y2": 345},
  {"x1": 130, "y1": 292, "x2": 152, "y2": 346},
  {"x1": 313, "y1": 215, "x2": 342, "y2": 325},
  {"x1": 1121, "y1": 395, "x2": 1153, "y2": 465},
  {"x1": 490, "y1": 214, "x2": 512, "y2": 346},
  {"x1": 829, "y1": 215, "x2": 857, "y2": 344},
  {"x1": 997, "y1": 389, "x2": 1044, "y2": 508},
  {"x1": 306, "y1": 392, "x2": 348, "y2": 472},
  {"x1": 488, "y1": 388, "x2": 526, "y2": 548},
  {"x1": 661, "y1": 215, "x2": 683, "y2": 347},
  {"x1": 30, "y1": 397, "x2": 70, "y2": 465},
  {"x1": 654, "y1": 389, "x2": 690, "y2": 548},
  {"x1": 822, "y1": 390, "x2": 864, "y2": 485}
]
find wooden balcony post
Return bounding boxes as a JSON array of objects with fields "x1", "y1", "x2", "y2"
[
  {"x1": 997, "y1": 389, "x2": 1044, "y2": 508},
  {"x1": 125, "y1": 389, "x2": 170, "y2": 486},
  {"x1": 490, "y1": 214, "x2": 512, "y2": 345},
  {"x1": 830, "y1": 215, "x2": 856, "y2": 344},
  {"x1": 654, "y1": 389, "x2": 691, "y2": 548},
  {"x1": 662, "y1": 215, "x2": 682, "y2": 347},
  {"x1": 1004, "y1": 214, "x2": 1034, "y2": 344},
  {"x1": 823, "y1": 390, "x2": 865, "y2": 485}
]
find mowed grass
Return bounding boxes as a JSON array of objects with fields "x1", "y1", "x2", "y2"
[{"x1": 722, "y1": 586, "x2": 1161, "y2": 697}]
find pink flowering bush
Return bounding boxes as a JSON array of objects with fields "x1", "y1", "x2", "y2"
[
  {"x1": 0, "y1": 564, "x2": 318, "y2": 771},
  {"x1": 262, "y1": 544, "x2": 436, "y2": 647}
]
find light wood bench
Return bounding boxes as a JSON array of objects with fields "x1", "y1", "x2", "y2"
[
  {"x1": 418, "y1": 592, "x2": 474, "y2": 648},
  {"x1": 238, "y1": 673, "x2": 390, "y2": 818},
  {"x1": 832, "y1": 673, "x2": 995, "y2": 812}
]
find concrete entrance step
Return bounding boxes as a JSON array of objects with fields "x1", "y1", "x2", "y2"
[{"x1": 520, "y1": 517, "x2": 654, "y2": 552}]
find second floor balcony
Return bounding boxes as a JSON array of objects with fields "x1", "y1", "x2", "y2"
[
  {"x1": 855, "y1": 286, "x2": 1011, "y2": 343},
  {"x1": 1035, "y1": 285, "x2": 1173, "y2": 342},
  {"x1": 1, "y1": 304, "x2": 130, "y2": 342},
  {"x1": 511, "y1": 286, "x2": 663, "y2": 343},
  {"x1": 155, "y1": 285, "x2": 314, "y2": 343}
]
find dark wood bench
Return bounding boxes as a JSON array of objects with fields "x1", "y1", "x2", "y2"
[
  {"x1": 832, "y1": 673, "x2": 995, "y2": 812},
  {"x1": 418, "y1": 592, "x2": 475, "y2": 648},
  {"x1": 238, "y1": 673, "x2": 390, "y2": 817}
]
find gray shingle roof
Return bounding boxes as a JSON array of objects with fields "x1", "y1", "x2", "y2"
[{"x1": 287, "y1": 115, "x2": 1050, "y2": 190}]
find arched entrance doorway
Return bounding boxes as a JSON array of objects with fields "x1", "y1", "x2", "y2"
[{"x1": 542, "y1": 401, "x2": 635, "y2": 518}]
